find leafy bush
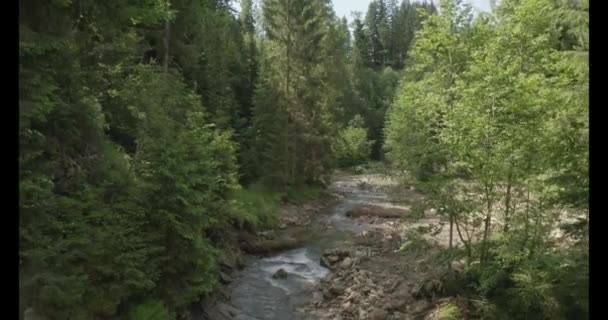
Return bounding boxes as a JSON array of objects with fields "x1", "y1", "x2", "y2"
[
  {"x1": 227, "y1": 183, "x2": 281, "y2": 230},
  {"x1": 128, "y1": 299, "x2": 173, "y2": 320},
  {"x1": 334, "y1": 115, "x2": 373, "y2": 167},
  {"x1": 437, "y1": 301, "x2": 462, "y2": 320}
]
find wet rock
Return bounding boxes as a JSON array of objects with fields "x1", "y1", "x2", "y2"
[
  {"x1": 272, "y1": 268, "x2": 288, "y2": 279},
  {"x1": 369, "y1": 307, "x2": 388, "y2": 320},
  {"x1": 323, "y1": 248, "x2": 351, "y2": 258},
  {"x1": 312, "y1": 291, "x2": 324, "y2": 304},
  {"x1": 218, "y1": 287, "x2": 230, "y2": 300},
  {"x1": 340, "y1": 257, "x2": 353, "y2": 269},
  {"x1": 320, "y1": 256, "x2": 334, "y2": 269},
  {"x1": 328, "y1": 255, "x2": 340, "y2": 263},
  {"x1": 219, "y1": 271, "x2": 232, "y2": 284}
]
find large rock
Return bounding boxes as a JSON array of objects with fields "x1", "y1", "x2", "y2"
[
  {"x1": 329, "y1": 283, "x2": 345, "y2": 296},
  {"x1": 369, "y1": 307, "x2": 388, "y2": 320},
  {"x1": 320, "y1": 256, "x2": 333, "y2": 269},
  {"x1": 346, "y1": 205, "x2": 408, "y2": 219},
  {"x1": 320, "y1": 248, "x2": 351, "y2": 269},
  {"x1": 340, "y1": 257, "x2": 353, "y2": 269},
  {"x1": 272, "y1": 268, "x2": 289, "y2": 279},
  {"x1": 312, "y1": 291, "x2": 324, "y2": 304},
  {"x1": 323, "y1": 248, "x2": 351, "y2": 258},
  {"x1": 342, "y1": 301, "x2": 356, "y2": 314}
]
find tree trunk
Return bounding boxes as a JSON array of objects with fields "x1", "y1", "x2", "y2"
[
  {"x1": 449, "y1": 210, "x2": 454, "y2": 250},
  {"x1": 503, "y1": 170, "x2": 513, "y2": 233},
  {"x1": 522, "y1": 188, "x2": 531, "y2": 251},
  {"x1": 528, "y1": 199, "x2": 543, "y2": 259},
  {"x1": 454, "y1": 215, "x2": 472, "y2": 266},
  {"x1": 480, "y1": 181, "x2": 493, "y2": 265},
  {"x1": 163, "y1": 0, "x2": 171, "y2": 74},
  {"x1": 283, "y1": 0, "x2": 292, "y2": 190},
  {"x1": 448, "y1": 210, "x2": 454, "y2": 270}
]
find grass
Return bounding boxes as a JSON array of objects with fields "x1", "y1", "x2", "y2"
[
  {"x1": 227, "y1": 183, "x2": 282, "y2": 230},
  {"x1": 283, "y1": 185, "x2": 325, "y2": 204},
  {"x1": 437, "y1": 302, "x2": 462, "y2": 320},
  {"x1": 227, "y1": 182, "x2": 329, "y2": 231},
  {"x1": 128, "y1": 299, "x2": 173, "y2": 320}
]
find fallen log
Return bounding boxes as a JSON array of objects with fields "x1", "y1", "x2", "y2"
[{"x1": 345, "y1": 205, "x2": 408, "y2": 218}]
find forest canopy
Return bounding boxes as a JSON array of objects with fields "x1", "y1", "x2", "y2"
[{"x1": 19, "y1": 0, "x2": 588, "y2": 319}]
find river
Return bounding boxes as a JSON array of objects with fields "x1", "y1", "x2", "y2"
[{"x1": 194, "y1": 175, "x2": 391, "y2": 320}]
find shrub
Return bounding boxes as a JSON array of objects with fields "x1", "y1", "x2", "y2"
[
  {"x1": 334, "y1": 115, "x2": 373, "y2": 167},
  {"x1": 128, "y1": 299, "x2": 173, "y2": 320}
]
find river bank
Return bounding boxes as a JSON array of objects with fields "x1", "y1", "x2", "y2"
[{"x1": 193, "y1": 172, "x2": 455, "y2": 320}]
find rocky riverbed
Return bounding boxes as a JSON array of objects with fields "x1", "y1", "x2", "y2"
[{"x1": 193, "y1": 173, "x2": 459, "y2": 320}]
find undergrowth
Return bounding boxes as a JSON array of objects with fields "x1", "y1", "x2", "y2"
[{"x1": 226, "y1": 183, "x2": 282, "y2": 231}]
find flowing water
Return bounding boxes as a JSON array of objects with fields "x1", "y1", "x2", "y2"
[{"x1": 195, "y1": 176, "x2": 391, "y2": 320}]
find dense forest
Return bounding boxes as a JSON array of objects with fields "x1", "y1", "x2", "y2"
[{"x1": 19, "y1": 0, "x2": 588, "y2": 319}]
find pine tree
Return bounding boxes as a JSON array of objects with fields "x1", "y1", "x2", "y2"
[{"x1": 250, "y1": 0, "x2": 332, "y2": 187}]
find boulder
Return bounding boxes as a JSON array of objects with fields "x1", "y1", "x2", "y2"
[
  {"x1": 323, "y1": 248, "x2": 351, "y2": 258},
  {"x1": 342, "y1": 301, "x2": 355, "y2": 314},
  {"x1": 272, "y1": 268, "x2": 289, "y2": 279},
  {"x1": 329, "y1": 283, "x2": 345, "y2": 296},
  {"x1": 320, "y1": 256, "x2": 334, "y2": 269},
  {"x1": 340, "y1": 257, "x2": 353, "y2": 269},
  {"x1": 369, "y1": 307, "x2": 388, "y2": 320},
  {"x1": 219, "y1": 271, "x2": 232, "y2": 284},
  {"x1": 328, "y1": 255, "x2": 340, "y2": 263},
  {"x1": 312, "y1": 291, "x2": 324, "y2": 304}
]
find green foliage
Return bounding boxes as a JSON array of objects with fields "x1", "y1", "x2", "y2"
[
  {"x1": 128, "y1": 299, "x2": 174, "y2": 320},
  {"x1": 283, "y1": 185, "x2": 325, "y2": 205},
  {"x1": 249, "y1": 0, "x2": 336, "y2": 187},
  {"x1": 384, "y1": 0, "x2": 587, "y2": 319},
  {"x1": 227, "y1": 184, "x2": 282, "y2": 230},
  {"x1": 20, "y1": 0, "x2": 242, "y2": 318},
  {"x1": 437, "y1": 302, "x2": 462, "y2": 320},
  {"x1": 334, "y1": 116, "x2": 374, "y2": 167},
  {"x1": 20, "y1": 0, "x2": 587, "y2": 319}
]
